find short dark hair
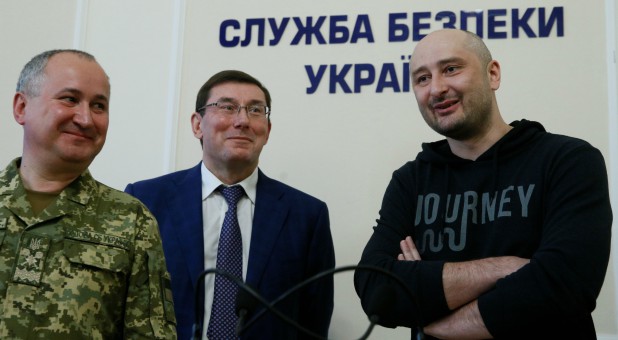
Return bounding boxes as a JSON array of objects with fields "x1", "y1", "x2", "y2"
[
  {"x1": 195, "y1": 70, "x2": 272, "y2": 114},
  {"x1": 16, "y1": 49, "x2": 98, "y2": 96}
]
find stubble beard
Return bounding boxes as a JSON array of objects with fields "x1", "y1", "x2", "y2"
[{"x1": 424, "y1": 91, "x2": 493, "y2": 141}]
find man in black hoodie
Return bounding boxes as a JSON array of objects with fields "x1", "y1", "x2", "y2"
[{"x1": 354, "y1": 29, "x2": 612, "y2": 339}]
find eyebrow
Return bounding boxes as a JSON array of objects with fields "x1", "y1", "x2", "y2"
[
  {"x1": 57, "y1": 87, "x2": 109, "y2": 103},
  {"x1": 411, "y1": 57, "x2": 467, "y2": 76},
  {"x1": 215, "y1": 96, "x2": 266, "y2": 105}
]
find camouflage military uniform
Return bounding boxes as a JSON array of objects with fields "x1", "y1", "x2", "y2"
[{"x1": 0, "y1": 159, "x2": 177, "y2": 339}]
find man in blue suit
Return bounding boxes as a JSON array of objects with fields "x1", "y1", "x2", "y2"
[{"x1": 125, "y1": 70, "x2": 335, "y2": 340}]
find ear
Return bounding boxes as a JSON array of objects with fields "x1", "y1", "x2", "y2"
[
  {"x1": 13, "y1": 92, "x2": 28, "y2": 125},
  {"x1": 264, "y1": 119, "x2": 272, "y2": 145},
  {"x1": 487, "y1": 60, "x2": 501, "y2": 91},
  {"x1": 190, "y1": 112, "x2": 203, "y2": 139}
]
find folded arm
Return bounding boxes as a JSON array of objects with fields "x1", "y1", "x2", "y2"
[{"x1": 399, "y1": 236, "x2": 529, "y2": 338}]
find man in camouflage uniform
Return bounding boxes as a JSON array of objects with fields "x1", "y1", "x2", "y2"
[{"x1": 0, "y1": 49, "x2": 177, "y2": 339}]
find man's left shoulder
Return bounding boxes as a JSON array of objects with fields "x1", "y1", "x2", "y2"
[
  {"x1": 87, "y1": 181, "x2": 155, "y2": 220},
  {"x1": 95, "y1": 181, "x2": 148, "y2": 205},
  {"x1": 260, "y1": 173, "x2": 326, "y2": 206},
  {"x1": 543, "y1": 131, "x2": 594, "y2": 147}
]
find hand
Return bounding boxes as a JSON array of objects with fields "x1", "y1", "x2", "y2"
[{"x1": 398, "y1": 236, "x2": 422, "y2": 261}]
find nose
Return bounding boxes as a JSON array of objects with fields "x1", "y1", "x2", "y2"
[
  {"x1": 429, "y1": 75, "x2": 448, "y2": 97},
  {"x1": 232, "y1": 106, "x2": 251, "y2": 127},
  {"x1": 73, "y1": 103, "x2": 94, "y2": 127}
]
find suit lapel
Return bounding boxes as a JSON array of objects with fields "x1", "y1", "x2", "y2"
[
  {"x1": 169, "y1": 164, "x2": 205, "y2": 289},
  {"x1": 246, "y1": 170, "x2": 288, "y2": 287}
]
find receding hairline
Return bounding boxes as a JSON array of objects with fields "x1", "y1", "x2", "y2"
[
  {"x1": 460, "y1": 30, "x2": 493, "y2": 66},
  {"x1": 411, "y1": 29, "x2": 494, "y2": 68},
  {"x1": 16, "y1": 49, "x2": 109, "y2": 96},
  {"x1": 47, "y1": 51, "x2": 109, "y2": 76}
]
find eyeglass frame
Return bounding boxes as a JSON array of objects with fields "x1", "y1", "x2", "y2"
[{"x1": 197, "y1": 101, "x2": 271, "y2": 119}]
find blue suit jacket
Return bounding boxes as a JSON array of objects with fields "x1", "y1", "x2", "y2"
[{"x1": 125, "y1": 163, "x2": 335, "y2": 340}]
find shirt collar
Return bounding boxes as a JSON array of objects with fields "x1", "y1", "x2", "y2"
[{"x1": 200, "y1": 162, "x2": 258, "y2": 204}]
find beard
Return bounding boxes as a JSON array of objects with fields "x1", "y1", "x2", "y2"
[{"x1": 422, "y1": 88, "x2": 494, "y2": 141}]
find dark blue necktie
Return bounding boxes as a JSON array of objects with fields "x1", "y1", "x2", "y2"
[{"x1": 207, "y1": 185, "x2": 244, "y2": 340}]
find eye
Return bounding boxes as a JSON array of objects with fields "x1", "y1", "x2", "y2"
[
  {"x1": 247, "y1": 105, "x2": 265, "y2": 115},
  {"x1": 218, "y1": 103, "x2": 237, "y2": 112},
  {"x1": 92, "y1": 102, "x2": 107, "y2": 113},
  {"x1": 60, "y1": 96, "x2": 78, "y2": 105},
  {"x1": 445, "y1": 65, "x2": 459, "y2": 74},
  {"x1": 416, "y1": 74, "x2": 430, "y2": 85}
]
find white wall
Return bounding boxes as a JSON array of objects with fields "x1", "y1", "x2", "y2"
[{"x1": 1, "y1": 0, "x2": 616, "y2": 339}]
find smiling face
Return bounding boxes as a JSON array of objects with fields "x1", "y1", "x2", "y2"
[
  {"x1": 191, "y1": 81, "x2": 271, "y2": 182},
  {"x1": 13, "y1": 52, "x2": 110, "y2": 171},
  {"x1": 409, "y1": 29, "x2": 500, "y2": 140}
]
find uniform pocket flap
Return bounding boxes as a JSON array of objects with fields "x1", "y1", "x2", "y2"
[{"x1": 64, "y1": 239, "x2": 130, "y2": 273}]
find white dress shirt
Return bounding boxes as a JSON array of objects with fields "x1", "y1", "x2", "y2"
[{"x1": 201, "y1": 162, "x2": 257, "y2": 339}]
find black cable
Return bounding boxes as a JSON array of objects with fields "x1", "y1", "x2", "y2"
[
  {"x1": 192, "y1": 268, "x2": 325, "y2": 340},
  {"x1": 238, "y1": 264, "x2": 425, "y2": 339},
  {"x1": 193, "y1": 265, "x2": 426, "y2": 340}
]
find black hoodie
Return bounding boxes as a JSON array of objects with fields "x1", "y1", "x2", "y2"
[{"x1": 355, "y1": 120, "x2": 612, "y2": 339}]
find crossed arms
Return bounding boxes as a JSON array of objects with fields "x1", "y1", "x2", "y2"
[{"x1": 398, "y1": 237, "x2": 529, "y2": 339}]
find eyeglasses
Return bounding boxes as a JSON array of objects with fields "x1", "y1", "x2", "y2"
[{"x1": 198, "y1": 102, "x2": 270, "y2": 119}]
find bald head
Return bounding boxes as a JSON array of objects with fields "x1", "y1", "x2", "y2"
[{"x1": 411, "y1": 29, "x2": 493, "y2": 72}]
